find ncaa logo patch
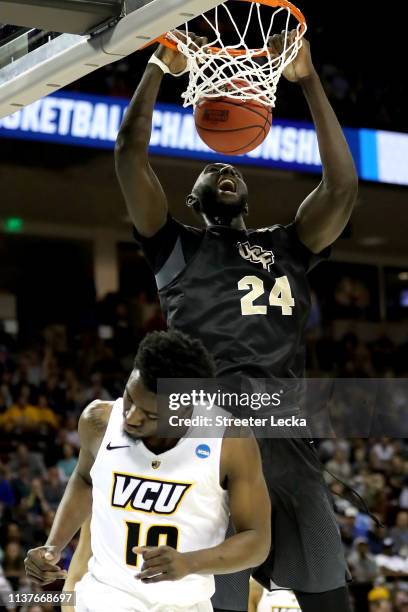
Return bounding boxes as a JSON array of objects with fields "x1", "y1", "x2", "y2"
[{"x1": 196, "y1": 444, "x2": 211, "y2": 459}]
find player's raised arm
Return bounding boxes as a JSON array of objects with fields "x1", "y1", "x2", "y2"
[
  {"x1": 115, "y1": 35, "x2": 206, "y2": 238},
  {"x1": 24, "y1": 401, "x2": 110, "y2": 585},
  {"x1": 269, "y1": 32, "x2": 358, "y2": 254},
  {"x1": 134, "y1": 430, "x2": 271, "y2": 582}
]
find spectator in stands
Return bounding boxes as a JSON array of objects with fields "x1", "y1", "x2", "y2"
[
  {"x1": 325, "y1": 446, "x2": 352, "y2": 483},
  {"x1": 16, "y1": 574, "x2": 44, "y2": 609},
  {"x1": 42, "y1": 466, "x2": 65, "y2": 511},
  {"x1": 1, "y1": 394, "x2": 39, "y2": 434},
  {"x1": 348, "y1": 536, "x2": 379, "y2": 582},
  {"x1": 63, "y1": 414, "x2": 80, "y2": 450},
  {"x1": 330, "y1": 480, "x2": 352, "y2": 515},
  {"x1": 2, "y1": 541, "x2": 25, "y2": 590},
  {"x1": 340, "y1": 506, "x2": 359, "y2": 549},
  {"x1": 368, "y1": 585, "x2": 392, "y2": 612},
  {"x1": 368, "y1": 521, "x2": 389, "y2": 556},
  {"x1": 371, "y1": 438, "x2": 396, "y2": 472},
  {"x1": 365, "y1": 473, "x2": 388, "y2": 517},
  {"x1": 0, "y1": 562, "x2": 16, "y2": 612},
  {"x1": 395, "y1": 589, "x2": 408, "y2": 612},
  {"x1": 39, "y1": 374, "x2": 64, "y2": 413},
  {"x1": 11, "y1": 354, "x2": 39, "y2": 388},
  {"x1": 6, "y1": 522, "x2": 22, "y2": 544},
  {"x1": 35, "y1": 394, "x2": 59, "y2": 432},
  {"x1": 61, "y1": 368, "x2": 82, "y2": 411},
  {"x1": 390, "y1": 512, "x2": 408, "y2": 552},
  {"x1": 26, "y1": 479, "x2": 49, "y2": 517},
  {"x1": 0, "y1": 344, "x2": 13, "y2": 379},
  {"x1": 57, "y1": 443, "x2": 77, "y2": 482},
  {"x1": 389, "y1": 456, "x2": 407, "y2": 500},
  {"x1": 0, "y1": 382, "x2": 11, "y2": 418},
  {"x1": 400, "y1": 476, "x2": 408, "y2": 511},
  {"x1": 81, "y1": 371, "x2": 112, "y2": 405},
  {"x1": 375, "y1": 539, "x2": 408, "y2": 577},
  {"x1": 0, "y1": 464, "x2": 15, "y2": 508},
  {"x1": 10, "y1": 465, "x2": 31, "y2": 504},
  {"x1": 8, "y1": 444, "x2": 46, "y2": 479}
]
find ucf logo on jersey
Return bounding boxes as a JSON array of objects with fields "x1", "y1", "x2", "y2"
[
  {"x1": 111, "y1": 472, "x2": 191, "y2": 515},
  {"x1": 237, "y1": 241, "x2": 274, "y2": 271}
]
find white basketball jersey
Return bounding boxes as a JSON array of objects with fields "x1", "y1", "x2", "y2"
[
  {"x1": 88, "y1": 398, "x2": 229, "y2": 606},
  {"x1": 257, "y1": 589, "x2": 300, "y2": 612}
]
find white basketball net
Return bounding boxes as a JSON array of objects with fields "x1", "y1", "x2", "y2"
[{"x1": 166, "y1": 0, "x2": 306, "y2": 108}]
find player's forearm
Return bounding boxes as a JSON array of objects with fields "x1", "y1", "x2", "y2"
[
  {"x1": 115, "y1": 64, "x2": 163, "y2": 155},
  {"x1": 45, "y1": 472, "x2": 92, "y2": 552},
  {"x1": 63, "y1": 516, "x2": 92, "y2": 592},
  {"x1": 184, "y1": 530, "x2": 269, "y2": 575},
  {"x1": 300, "y1": 71, "x2": 358, "y2": 190}
]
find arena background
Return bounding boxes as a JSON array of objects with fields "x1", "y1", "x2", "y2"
[{"x1": 1, "y1": 1, "x2": 408, "y2": 611}]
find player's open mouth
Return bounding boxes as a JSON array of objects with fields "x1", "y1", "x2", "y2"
[{"x1": 218, "y1": 178, "x2": 236, "y2": 193}]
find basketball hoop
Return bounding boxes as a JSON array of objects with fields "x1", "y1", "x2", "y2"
[{"x1": 156, "y1": 0, "x2": 307, "y2": 109}]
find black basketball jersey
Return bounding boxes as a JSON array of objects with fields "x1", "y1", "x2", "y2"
[
  {"x1": 136, "y1": 217, "x2": 328, "y2": 379},
  {"x1": 135, "y1": 218, "x2": 349, "y2": 598}
]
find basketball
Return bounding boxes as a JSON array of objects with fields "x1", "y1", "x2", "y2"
[{"x1": 194, "y1": 81, "x2": 272, "y2": 156}]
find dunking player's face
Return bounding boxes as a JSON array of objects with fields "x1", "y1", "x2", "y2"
[
  {"x1": 188, "y1": 163, "x2": 248, "y2": 224},
  {"x1": 122, "y1": 372, "x2": 159, "y2": 440}
]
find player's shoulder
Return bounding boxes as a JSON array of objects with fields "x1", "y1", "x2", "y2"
[
  {"x1": 174, "y1": 216, "x2": 205, "y2": 238},
  {"x1": 79, "y1": 400, "x2": 114, "y2": 435},
  {"x1": 250, "y1": 223, "x2": 303, "y2": 251},
  {"x1": 221, "y1": 426, "x2": 260, "y2": 470},
  {"x1": 251, "y1": 223, "x2": 286, "y2": 235}
]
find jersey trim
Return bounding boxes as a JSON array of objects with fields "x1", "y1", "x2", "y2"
[{"x1": 155, "y1": 236, "x2": 186, "y2": 291}]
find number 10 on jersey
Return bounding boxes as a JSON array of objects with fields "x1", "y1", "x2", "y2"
[{"x1": 238, "y1": 275, "x2": 295, "y2": 316}]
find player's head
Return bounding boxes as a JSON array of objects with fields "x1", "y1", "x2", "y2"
[
  {"x1": 122, "y1": 330, "x2": 215, "y2": 439},
  {"x1": 186, "y1": 163, "x2": 248, "y2": 225}
]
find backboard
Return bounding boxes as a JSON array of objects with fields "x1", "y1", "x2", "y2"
[{"x1": 0, "y1": 0, "x2": 223, "y2": 119}]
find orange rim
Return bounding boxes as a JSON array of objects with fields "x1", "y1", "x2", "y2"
[{"x1": 153, "y1": 0, "x2": 306, "y2": 58}]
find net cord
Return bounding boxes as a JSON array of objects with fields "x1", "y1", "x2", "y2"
[{"x1": 166, "y1": 2, "x2": 306, "y2": 108}]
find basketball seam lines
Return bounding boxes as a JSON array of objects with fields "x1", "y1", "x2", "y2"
[
  {"x1": 205, "y1": 99, "x2": 273, "y2": 127},
  {"x1": 196, "y1": 97, "x2": 272, "y2": 154},
  {"x1": 202, "y1": 124, "x2": 268, "y2": 155}
]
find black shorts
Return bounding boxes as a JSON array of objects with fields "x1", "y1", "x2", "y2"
[
  {"x1": 213, "y1": 438, "x2": 349, "y2": 610},
  {"x1": 254, "y1": 437, "x2": 349, "y2": 592}
]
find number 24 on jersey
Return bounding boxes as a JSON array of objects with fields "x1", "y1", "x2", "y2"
[{"x1": 238, "y1": 275, "x2": 295, "y2": 316}]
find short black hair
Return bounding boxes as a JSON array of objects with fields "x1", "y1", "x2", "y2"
[{"x1": 134, "y1": 330, "x2": 216, "y2": 393}]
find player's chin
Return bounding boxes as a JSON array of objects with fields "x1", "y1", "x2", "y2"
[
  {"x1": 216, "y1": 192, "x2": 247, "y2": 215},
  {"x1": 216, "y1": 188, "x2": 240, "y2": 204},
  {"x1": 123, "y1": 426, "x2": 144, "y2": 440}
]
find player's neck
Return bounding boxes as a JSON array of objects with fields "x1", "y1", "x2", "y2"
[
  {"x1": 142, "y1": 436, "x2": 181, "y2": 454},
  {"x1": 204, "y1": 214, "x2": 246, "y2": 230}
]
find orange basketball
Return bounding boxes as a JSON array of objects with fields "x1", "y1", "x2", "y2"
[{"x1": 194, "y1": 81, "x2": 272, "y2": 156}]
